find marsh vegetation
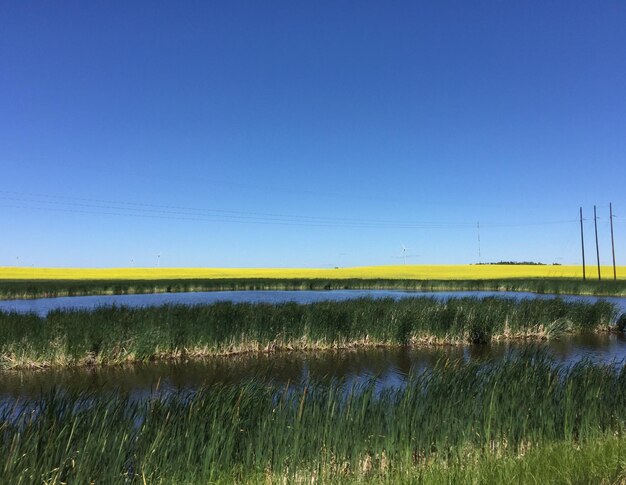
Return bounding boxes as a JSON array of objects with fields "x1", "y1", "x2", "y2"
[
  {"x1": 1, "y1": 294, "x2": 624, "y2": 482},
  {"x1": 0, "y1": 297, "x2": 619, "y2": 369},
  {"x1": 3, "y1": 355, "x2": 626, "y2": 483},
  {"x1": 1, "y1": 277, "x2": 625, "y2": 300}
]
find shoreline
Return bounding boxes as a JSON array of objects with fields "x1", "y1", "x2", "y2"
[
  {"x1": 3, "y1": 357, "x2": 626, "y2": 483},
  {"x1": 2, "y1": 329, "x2": 620, "y2": 371},
  {"x1": 1, "y1": 277, "x2": 626, "y2": 300},
  {"x1": 0, "y1": 297, "x2": 619, "y2": 370}
]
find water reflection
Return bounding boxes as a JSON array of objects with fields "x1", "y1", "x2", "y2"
[
  {"x1": 2, "y1": 333, "x2": 625, "y2": 404},
  {"x1": 1, "y1": 289, "x2": 625, "y2": 316}
]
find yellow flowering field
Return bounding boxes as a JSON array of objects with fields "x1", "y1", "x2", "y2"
[{"x1": 0, "y1": 265, "x2": 624, "y2": 280}]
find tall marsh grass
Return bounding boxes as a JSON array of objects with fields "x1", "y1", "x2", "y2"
[
  {"x1": 0, "y1": 297, "x2": 618, "y2": 368},
  {"x1": 0, "y1": 277, "x2": 625, "y2": 299},
  {"x1": 2, "y1": 356, "x2": 626, "y2": 483}
]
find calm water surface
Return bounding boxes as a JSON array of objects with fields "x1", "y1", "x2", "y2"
[
  {"x1": 2, "y1": 289, "x2": 626, "y2": 316},
  {"x1": 2, "y1": 334, "x2": 625, "y2": 403}
]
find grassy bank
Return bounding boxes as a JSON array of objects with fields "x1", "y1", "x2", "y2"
[
  {"x1": 0, "y1": 297, "x2": 619, "y2": 369},
  {"x1": 3, "y1": 357, "x2": 626, "y2": 483},
  {"x1": 1, "y1": 276, "x2": 626, "y2": 299}
]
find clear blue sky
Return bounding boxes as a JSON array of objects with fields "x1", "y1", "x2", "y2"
[{"x1": 1, "y1": 1, "x2": 625, "y2": 268}]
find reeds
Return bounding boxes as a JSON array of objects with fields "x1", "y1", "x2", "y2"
[
  {"x1": 1, "y1": 277, "x2": 625, "y2": 300},
  {"x1": 0, "y1": 297, "x2": 618, "y2": 369},
  {"x1": 2, "y1": 356, "x2": 626, "y2": 483}
]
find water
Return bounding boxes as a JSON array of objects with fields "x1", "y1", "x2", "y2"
[
  {"x1": 2, "y1": 289, "x2": 626, "y2": 316},
  {"x1": 2, "y1": 334, "x2": 625, "y2": 403},
  {"x1": 1, "y1": 290, "x2": 625, "y2": 406}
]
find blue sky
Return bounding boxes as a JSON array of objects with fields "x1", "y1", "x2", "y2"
[{"x1": 1, "y1": 1, "x2": 625, "y2": 268}]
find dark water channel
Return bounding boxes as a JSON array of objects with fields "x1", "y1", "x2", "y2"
[
  {"x1": 2, "y1": 334, "x2": 626, "y2": 403},
  {"x1": 1, "y1": 290, "x2": 626, "y2": 406}
]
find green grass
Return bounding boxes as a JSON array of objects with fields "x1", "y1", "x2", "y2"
[
  {"x1": 3, "y1": 356, "x2": 626, "y2": 483},
  {"x1": 0, "y1": 297, "x2": 619, "y2": 368},
  {"x1": 0, "y1": 277, "x2": 625, "y2": 299}
]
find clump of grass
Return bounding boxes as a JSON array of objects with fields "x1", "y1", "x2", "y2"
[
  {"x1": 2, "y1": 355, "x2": 626, "y2": 483},
  {"x1": 0, "y1": 297, "x2": 618, "y2": 369}
]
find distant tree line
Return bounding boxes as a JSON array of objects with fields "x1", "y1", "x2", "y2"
[{"x1": 474, "y1": 261, "x2": 562, "y2": 266}]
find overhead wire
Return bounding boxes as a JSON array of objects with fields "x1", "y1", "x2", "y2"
[
  {"x1": 0, "y1": 190, "x2": 579, "y2": 230},
  {"x1": 0, "y1": 190, "x2": 473, "y2": 226}
]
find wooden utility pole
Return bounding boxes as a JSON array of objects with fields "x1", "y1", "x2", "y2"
[
  {"x1": 477, "y1": 221, "x2": 481, "y2": 264},
  {"x1": 610, "y1": 203, "x2": 617, "y2": 281},
  {"x1": 580, "y1": 207, "x2": 586, "y2": 281},
  {"x1": 594, "y1": 205, "x2": 601, "y2": 280}
]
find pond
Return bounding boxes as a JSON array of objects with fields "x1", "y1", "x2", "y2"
[{"x1": 1, "y1": 290, "x2": 625, "y2": 407}]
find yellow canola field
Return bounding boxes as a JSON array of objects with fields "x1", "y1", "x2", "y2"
[{"x1": 0, "y1": 265, "x2": 624, "y2": 280}]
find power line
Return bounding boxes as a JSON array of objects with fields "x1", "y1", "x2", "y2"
[
  {"x1": 0, "y1": 191, "x2": 579, "y2": 229},
  {"x1": 2, "y1": 203, "x2": 504, "y2": 230},
  {"x1": 0, "y1": 201, "x2": 495, "y2": 229},
  {"x1": 2, "y1": 203, "x2": 578, "y2": 230},
  {"x1": 0, "y1": 192, "x2": 476, "y2": 227},
  {"x1": 0, "y1": 190, "x2": 473, "y2": 226}
]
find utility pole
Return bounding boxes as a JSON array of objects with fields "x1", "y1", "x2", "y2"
[
  {"x1": 579, "y1": 207, "x2": 586, "y2": 281},
  {"x1": 594, "y1": 205, "x2": 601, "y2": 281},
  {"x1": 610, "y1": 203, "x2": 617, "y2": 281},
  {"x1": 477, "y1": 221, "x2": 482, "y2": 264}
]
